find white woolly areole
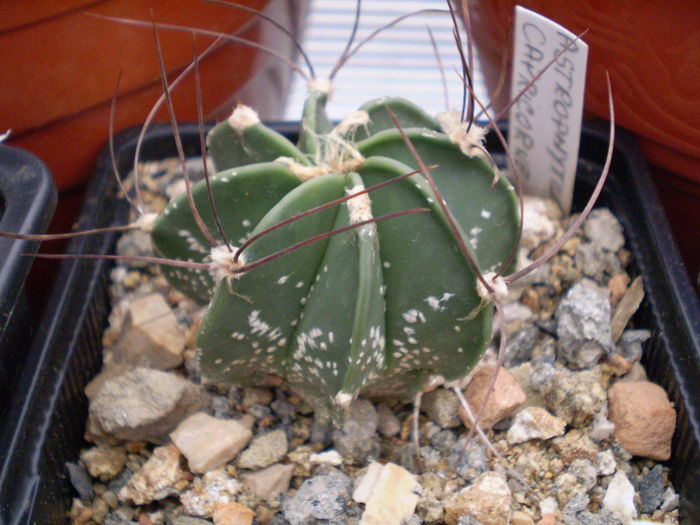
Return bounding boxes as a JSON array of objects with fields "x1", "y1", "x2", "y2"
[
  {"x1": 334, "y1": 110, "x2": 370, "y2": 136},
  {"x1": 134, "y1": 212, "x2": 158, "y2": 233},
  {"x1": 346, "y1": 184, "x2": 373, "y2": 224},
  {"x1": 335, "y1": 391, "x2": 354, "y2": 410},
  {"x1": 308, "y1": 77, "x2": 334, "y2": 98},
  {"x1": 477, "y1": 271, "x2": 509, "y2": 303},
  {"x1": 209, "y1": 245, "x2": 246, "y2": 283},
  {"x1": 437, "y1": 110, "x2": 488, "y2": 160},
  {"x1": 276, "y1": 157, "x2": 329, "y2": 181},
  {"x1": 228, "y1": 104, "x2": 259, "y2": 131}
]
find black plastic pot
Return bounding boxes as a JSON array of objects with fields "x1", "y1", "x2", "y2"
[
  {"x1": 0, "y1": 122, "x2": 698, "y2": 524},
  {"x1": 0, "y1": 144, "x2": 56, "y2": 422}
]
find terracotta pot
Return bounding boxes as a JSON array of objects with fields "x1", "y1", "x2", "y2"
[
  {"x1": 0, "y1": 0, "x2": 307, "y2": 191},
  {"x1": 469, "y1": 0, "x2": 700, "y2": 281}
]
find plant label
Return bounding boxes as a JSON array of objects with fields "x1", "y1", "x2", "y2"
[{"x1": 507, "y1": 6, "x2": 588, "y2": 214}]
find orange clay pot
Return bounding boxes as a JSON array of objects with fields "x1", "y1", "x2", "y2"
[
  {"x1": 469, "y1": 0, "x2": 700, "y2": 281},
  {"x1": 0, "y1": 0, "x2": 307, "y2": 191}
]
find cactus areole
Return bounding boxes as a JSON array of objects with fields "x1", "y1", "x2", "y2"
[{"x1": 151, "y1": 86, "x2": 519, "y2": 419}]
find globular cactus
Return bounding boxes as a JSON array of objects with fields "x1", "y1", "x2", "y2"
[{"x1": 150, "y1": 83, "x2": 519, "y2": 418}]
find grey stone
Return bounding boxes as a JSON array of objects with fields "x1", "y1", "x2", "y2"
[
  {"x1": 66, "y1": 461, "x2": 94, "y2": 501},
  {"x1": 332, "y1": 399, "x2": 379, "y2": 464},
  {"x1": 555, "y1": 279, "x2": 613, "y2": 369},
  {"x1": 401, "y1": 515, "x2": 423, "y2": 525},
  {"x1": 583, "y1": 208, "x2": 625, "y2": 252},
  {"x1": 504, "y1": 325, "x2": 540, "y2": 367},
  {"x1": 281, "y1": 468, "x2": 353, "y2": 525},
  {"x1": 538, "y1": 366, "x2": 606, "y2": 428},
  {"x1": 116, "y1": 229, "x2": 154, "y2": 268},
  {"x1": 430, "y1": 429, "x2": 458, "y2": 452},
  {"x1": 567, "y1": 459, "x2": 598, "y2": 492},
  {"x1": 376, "y1": 403, "x2": 401, "y2": 437},
  {"x1": 576, "y1": 241, "x2": 605, "y2": 280},
  {"x1": 422, "y1": 388, "x2": 461, "y2": 429},
  {"x1": 615, "y1": 329, "x2": 650, "y2": 362},
  {"x1": 236, "y1": 428, "x2": 288, "y2": 470},
  {"x1": 448, "y1": 438, "x2": 489, "y2": 482},
  {"x1": 89, "y1": 367, "x2": 209, "y2": 443},
  {"x1": 271, "y1": 399, "x2": 297, "y2": 424},
  {"x1": 638, "y1": 464, "x2": 665, "y2": 514},
  {"x1": 103, "y1": 508, "x2": 137, "y2": 525}
]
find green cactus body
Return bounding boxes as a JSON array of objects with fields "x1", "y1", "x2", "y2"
[{"x1": 151, "y1": 88, "x2": 519, "y2": 417}]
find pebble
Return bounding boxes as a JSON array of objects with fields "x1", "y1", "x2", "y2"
[
  {"x1": 447, "y1": 438, "x2": 489, "y2": 482},
  {"x1": 551, "y1": 430, "x2": 599, "y2": 464},
  {"x1": 358, "y1": 463, "x2": 420, "y2": 525},
  {"x1": 211, "y1": 501, "x2": 255, "y2": 525},
  {"x1": 503, "y1": 325, "x2": 540, "y2": 367},
  {"x1": 610, "y1": 277, "x2": 645, "y2": 343},
  {"x1": 443, "y1": 472, "x2": 511, "y2": 525},
  {"x1": 170, "y1": 412, "x2": 253, "y2": 473},
  {"x1": 281, "y1": 467, "x2": 353, "y2": 525},
  {"x1": 236, "y1": 429, "x2": 288, "y2": 470},
  {"x1": 80, "y1": 446, "x2": 127, "y2": 482},
  {"x1": 506, "y1": 406, "x2": 566, "y2": 445},
  {"x1": 521, "y1": 196, "x2": 557, "y2": 250},
  {"x1": 583, "y1": 208, "x2": 625, "y2": 252},
  {"x1": 555, "y1": 278, "x2": 613, "y2": 369},
  {"x1": 537, "y1": 366, "x2": 606, "y2": 428},
  {"x1": 332, "y1": 398, "x2": 379, "y2": 464},
  {"x1": 615, "y1": 328, "x2": 650, "y2": 362},
  {"x1": 461, "y1": 365, "x2": 526, "y2": 430},
  {"x1": 240, "y1": 463, "x2": 294, "y2": 502},
  {"x1": 607, "y1": 381, "x2": 676, "y2": 460},
  {"x1": 595, "y1": 449, "x2": 618, "y2": 476},
  {"x1": 422, "y1": 388, "x2": 462, "y2": 428},
  {"x1": 180, "y1": 469, "x2": 241, "y2": 517},
  {"x1": 107, "y1": 293, "x2": 186, "y2": 370},
  {"x1": 638, "y1": 464, "x2": 665, "y2": 514},
  {"x1": 66, "y1": 461, "x2": 95, "y2": 501},
  {"x1": 118, "y1": 444, "x2": 188, "y2": 505},
  {"x1": 602, "y1": 470, "x2": 638, "y2": 523},
  {"x1": 375, "y1": 403, "x2": 401, "y2": 437},
  {"x1": 89, "y1": 367, "x2": 209, "y2": 443},
  {"x1": 309, "y1": 449, "x2": 344, "y2": 466}
]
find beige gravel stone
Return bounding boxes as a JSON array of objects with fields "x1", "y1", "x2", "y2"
[
  {"x1": 118, "y1": 444, "x2": 187, "y2": 505},
  {"x1": 212, "y1": 501, "x2": 255, "y2": 525},
  {"x1": 80, "y1": 446, "x2": 127, "y2": 481},
  {"x1": 444, "y1": 472, "x2": 511, "y2": 525},
  {"x1": 170, "y1": 412, "x2": 253, "y2": 473},
  {"x1": 461, "y1": 365, "x2": 526, "y2": 430},
  {"x1": 607, "y1": 380, "x2": 676, "y2": 460},
  {"x1": 359, "y1": 463, "x2": 420, "y2": 525},
  {"x1": 109, "y1": 293, "x2": 186, "y2": 369},
  {"x1": 241, "y1": 463, "x2": 295, "y2": 502},
  {"x1": 506, "y1": 406, "x2": 567, "y2": 444}
]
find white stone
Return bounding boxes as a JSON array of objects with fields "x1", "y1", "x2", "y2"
[
  {"x1": 309, "y1": 449, "x2": 343, "y2": 466},
  {"x1": 170, "y1": 412, "x2": 253, "y2": 474},
  {"x1": 539, "y1": 496, "x2": 558, "y2": 517},
  {"x1": 506, "y1": 406, "x2": 566, "y2": 444},
  {"x1": 359, "y1": 463, "x2": 420, "y2": 525},
  {"x1": 180, "y1": 469, "x2": 241, "y2": 517},
  {"x1": 595, "y1": 449, "x2": 617, "y2": 476},
  {"x1": 352, "y1": 461, "x2": 385, "y2": 504},
  {"x1": 602, "y1": 470, "x2": 638, "y2": 524}
]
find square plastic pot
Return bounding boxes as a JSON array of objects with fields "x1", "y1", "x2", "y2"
[
  {"x1": 0, "y1": 122, "x2": 697, "y2": 524},
  {"x1": 0, "y1": 144, "x2": 56, "y2": 422}
]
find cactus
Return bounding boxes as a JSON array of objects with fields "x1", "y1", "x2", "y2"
[{"x1": 150, "y1": 85, "x2": 519, "y2": 418}]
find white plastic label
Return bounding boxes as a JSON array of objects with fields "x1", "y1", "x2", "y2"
[{"x1": 507, "y1": 6, "x2": 588, "y2": 214}]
